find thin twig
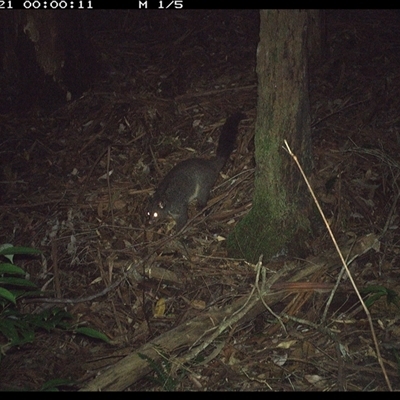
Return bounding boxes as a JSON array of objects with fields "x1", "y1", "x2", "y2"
[
  {"x1": 177, "y1": 256, "x2": 289, "y2": 365},
  {"x1": 106, "y1": 146, "x2": 114, "y2": 225},
  {"x1": 51, "y1": 239, "x2": 61, "y2": 299},
  {"x1": 311, "y1": 98, "x2": 369, "y2": 128},
  {"x1": 24, "y1": 272, "x2": 128, "y2": 304},
  {"x1": 174, "y1": 84, "x2": 256, "y2": 101},
  {"x1": 322, "y1": 238, "x2": 357, "y2": 323},
  {"x1": 283, "y1": 139, "x2": 392, "y2": 391}
]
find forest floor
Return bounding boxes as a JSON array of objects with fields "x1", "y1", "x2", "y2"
[{"x1": 1, "y1": 10, "x2": 400, "y2": 391}]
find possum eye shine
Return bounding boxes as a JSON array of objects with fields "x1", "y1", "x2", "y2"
[{"x1": 146, "y1": 112, "x2": 245, "y2": 231}]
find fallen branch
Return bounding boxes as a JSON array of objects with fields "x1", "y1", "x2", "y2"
[{"x1": 80, "y1": 233, "x2": 378, "y2": 391}]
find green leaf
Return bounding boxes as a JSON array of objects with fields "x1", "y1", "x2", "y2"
[
  {"x1": 0, "y1": 244, "x2": 14, "y2": 263},
  {"x1": 5, "y1": 319, "x2": 35, "y2": 346},
  {"x1": 0, "y1": 263, "x2": 26, "y2": 275},
  {"x1": 29, "y1": 309, "x2": 72, "y2": 331},
  {"x1": 0, "y1": 287, "x2": 16, "y2": 304},
  {"x1": 0, "y1": 246, "x2": 42, "y2": 256},
  {"x1": 40, "y1": 378, "x2": 75, "y2": 391},
  {"x1": 0, "y1": 318, "x2": 20, "y2": 344},
  {"x1": 0, "y1": 277, "x2": 37, "y2": 288},
  {"x1": 45, "y1": 309, "x2": 72, "y2": 325},
  {"x1": 361, "y1": 285, "x2": 400, "y2": 309},
  {"x1": 74, "y1": 327, "x2": 110, "y2": 343},
  {"x1": 14, "y1": 327, "x2": 35, "y2": 346}
]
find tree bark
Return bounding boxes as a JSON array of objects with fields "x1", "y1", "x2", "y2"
[
  {"x1": 0, "y1": 10, "x2": 97, "y2": 112},
  {"x1": 228, "y1": 10, "x2": 316, "y2": 263}
]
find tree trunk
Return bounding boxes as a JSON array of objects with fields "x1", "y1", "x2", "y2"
[
  {"x1": 0, "y1": 10, "x2": 97, "y2": 112},
  {"x1": 228, "y1": 10, "x2": 316, "y2": 263}
]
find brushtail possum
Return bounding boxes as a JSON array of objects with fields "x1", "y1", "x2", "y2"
[{"x1": 147, "y1": 112, "x2": 246, "y2": 231}]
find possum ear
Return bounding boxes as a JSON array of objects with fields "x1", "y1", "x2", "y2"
[{"x1": 158, "y1": 201, "x2": 165, "y2": 209}]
